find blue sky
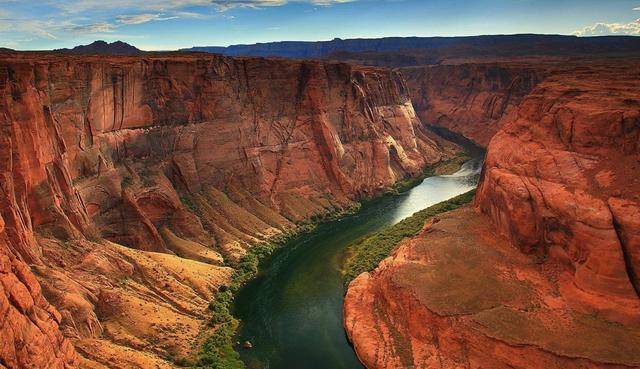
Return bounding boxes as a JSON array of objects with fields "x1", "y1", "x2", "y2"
[{"x1": 0, "y1": 0, "x2": 639, "y2": 50}]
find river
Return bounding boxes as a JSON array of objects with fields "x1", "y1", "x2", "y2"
[{"x1": 233, "y1": 156, "x2": 483, "y2": 369}]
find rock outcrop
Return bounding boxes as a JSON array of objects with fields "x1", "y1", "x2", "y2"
[
  {"x1": 402, "y1": 63, "x2": 543, "y2": 146},
  {"x1": 345, "y1": 206, "x2": 640, "y2": 369},
  {"x1": 0, "y1": 217, "x2": 79, "y2": 369},
  {"x1": 0, "y1": 51, "x2": 455, "y2": 368},
  {"x1": 345, "y1": 58, "x2": 640, "y2": 368},
  {"x1": 476, "y1": 59, "x2": 640, "y2": 324},
  {"x1": 55, "y1": 41, "x2": 142, "y2": 56}
]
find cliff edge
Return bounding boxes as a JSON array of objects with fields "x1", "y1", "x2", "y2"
[{"x1": 345, "y1": 58, "x2": 640, "y2": 369}]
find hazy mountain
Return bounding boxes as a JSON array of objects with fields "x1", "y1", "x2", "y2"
[
  {"x1": 56, "y1": 40, "x2": 142, "y2": 55},
  {"x1": 182, "y1": 34, "x2": 640, "y2": 60}
]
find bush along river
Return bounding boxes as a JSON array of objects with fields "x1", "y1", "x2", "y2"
[{"x1": 230, "y1": 156, "x2": 483, "y2": 369}]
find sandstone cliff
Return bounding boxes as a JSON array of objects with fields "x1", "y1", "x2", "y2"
[
  {"x1": 0, "y1": 52, "x2": 455, "y2": 368},
  {"x1": 345, "y1": 58, "x2": 640, "y2": 368},
  {"x1": 345, "y1": 206, "x2": 640, "y2": 369},
  {"x1": 476, "y1": 58, "x2": 640, "y2": 324},
  {"x1": 402, "y1": 63, "x2": 543, "y2": 146}
]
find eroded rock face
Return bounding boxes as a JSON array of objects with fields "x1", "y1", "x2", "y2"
[
  {"x1": 402, "y1": 63, "x2": 542, "y2": 146},
  {"x1": 345, "y1": 207, "x2": 640, "y2": 369},
  {"x1": 476, "y1": 59, "x2": 640, "y2": 323},
  {"x1": 0, "y1": 52, "x2": 454, "y2": 368},
  {"x1": 345, "y1": 59, "x2": 640, "y2": 369},
  {"x1": 0, "y1": 216, "x2": 78, "y2": 369}
]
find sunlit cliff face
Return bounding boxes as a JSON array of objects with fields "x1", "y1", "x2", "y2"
[
  {"x1": 0, "y1": 52, "x2": 456, "y2": 368},
  {"x1": 345, "y1": 58, "x2": 640, "y2": 369}
]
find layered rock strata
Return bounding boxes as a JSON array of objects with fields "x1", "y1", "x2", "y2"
[
  {"x1": 345, "y1": 58, "x2": 640, "y2": 368},
  {"x1": 345, "y1": 207, "x2": 640, "y2": 369},
  {"x1": 0, "y1": 52, "x2": 455, "y2": 368},
  {"x1": 476, "y1": 59, "x2": 640, "y2": 324},
  {"x1": 402, "y1": 63, "x2": 543, "y2": 146}
]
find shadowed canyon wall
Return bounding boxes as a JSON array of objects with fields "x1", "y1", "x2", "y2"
[
  {"x1": 345, "y1": 58, "x2": 640, "y2": 369},
  {"x1": 0, "y1": 52, "x2": 456, "y2": 368},
  {"x1": 401, "y1": 63, "x2": 543, "y2": 146}
]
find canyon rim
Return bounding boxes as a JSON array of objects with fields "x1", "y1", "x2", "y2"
[{"x1": 1, "y1": 2, "x2": 640, "y2": 369}]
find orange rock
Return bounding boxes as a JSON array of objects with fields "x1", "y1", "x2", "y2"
[
  {"x1": 345, "y1": 207, "x2": 640, "y2": 369},
  {"x1": 346, "y1": 58, "x2": 640, "y2": 369},
  {"x1": 0, "y1": 215, "x2": 79, "y2": 369},
  {"x1": 0, "y1": 51, "x2": 457, "y2": 368},
  {"x1": 403, "y1": 63, "x2": 543, "y2": 146},
  {"x1": 477, "y1": 59, "x2": 640, "y2": 323}
]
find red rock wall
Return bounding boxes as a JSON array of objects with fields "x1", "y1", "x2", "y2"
[
  {"x1": 476, "y1": 59, "x2": 640, "y2": 322},
  {"x1": 344, "y1": 58, "x2": 640, "y2": 369},
  {"x1": 0, "y1": 53, "x2": 454, "y2": 368},
  {"x1": 402, "y1": 63, "x2": 542, "y2": 146},
  {"x1": 345, "y1": 207, "x2": 640, "y2": 369},
  {"x1": 0, "y1": 217, "x2": 78, "y2": 369},
  {"x1": 1, "y1": 61, "x2": 81, "y2": 368}
]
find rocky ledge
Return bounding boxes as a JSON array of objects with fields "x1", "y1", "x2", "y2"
[
  {"x1": 345, "y1": 206, "x2": 640, "y2": 369},
  {"x1": 0, "y1": 51, "x2": 458, "y2": 368},
  {"x1": 345, "y1": 58, "x2": 640, "y2": 369}
]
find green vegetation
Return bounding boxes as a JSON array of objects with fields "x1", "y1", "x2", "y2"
[
  {"x1": 199, "y1": 289, "x2": 243, "y2": 369},
  {"x1": 433, "y1": 152, "x2": 470, "y2": 176},
  {"x1": 198, "y1": 238, "x2": 284, "y2": 368},
  {"x1": 391, "y1": 167, "x2": 435, "y2": 194},
  {"x1": 121, "y1": 176, "x2": 133, "y2": 188},
  {"x1": 390, "y1": 151, "x2": 469, "y2": 195},
  {"x1": 197, "y1": 204, "x2": 360, "y2": 369},
  {"x1": 180, "y1": 195, "x2": 199, "y2": 213},
  {"x1": 342, "y1": 190, "x2": 476, "y2": 285}
]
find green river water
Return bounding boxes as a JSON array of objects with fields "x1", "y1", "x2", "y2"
[{"x1": 233, "y1": 157, "x2": 483, "y2": 369}]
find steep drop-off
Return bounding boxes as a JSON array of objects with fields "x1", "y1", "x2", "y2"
[
  {"x1": 345, "y1": 58, "x2": 640, "y2": 368},
  {"x1": 0, "y1": 52, "x2": 456, "y2": 368},
  {"x1": 402, "y1": 63, "x2": 543, "y2": 146},
  {"x1": 476, "y1": 59, "x2": 640, "y2": 323}
]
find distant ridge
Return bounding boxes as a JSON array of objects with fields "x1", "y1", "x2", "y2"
[
  {"x1": 56, "y1": 40, "x2": 142, "y2": 55},
  {"x1": 182, "y1": 34, "x2": 640, "y2": 60}
]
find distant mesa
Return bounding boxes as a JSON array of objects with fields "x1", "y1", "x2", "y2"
[
  {"x1": 181, "y1": 34, "x2": 640, "y2": 62},
  {"x1": 55, "y1": 40, "x2": 142, "y2": 55}
]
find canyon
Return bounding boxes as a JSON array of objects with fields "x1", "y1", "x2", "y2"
[
  {"x1": 0, "y1": 51, "x2": 457, "y2": 368},
  {"x1": 1, "y1": 41, "x2": 639, "y2": 369},
  {"x1": 401, "y1": 63, "x2": 543, "y2": 146},
  {"x1": 344, "y1": 58, "x2": 640, "y2": 368}
]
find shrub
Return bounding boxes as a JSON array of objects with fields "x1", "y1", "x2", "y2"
[
  {"x1": 180, "y1": 195, "x2": 198, "y2": 213},
  {"x1": 342, "y1": 190, "x2": 475, "y2": 284},
  {"x1": 121, "y1": 176, "x2": 133, "y2": 188}
]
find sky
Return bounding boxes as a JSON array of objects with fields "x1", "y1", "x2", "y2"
[{"x1": 0, "y1": 0, "x2": 639, "y2": 50}]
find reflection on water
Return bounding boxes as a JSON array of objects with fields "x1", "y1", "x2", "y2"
[
  {"x1": 233, "y1": 157, "x2": 483, "y2": 369},
  {"x1": 389, "y1": 157, "x2": 482, "y2": 223}
]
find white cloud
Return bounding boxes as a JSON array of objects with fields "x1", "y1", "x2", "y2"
[
  {"x1": 208, "y1": 0, "x2": 354, "y2": 11},
  {"x1": 574, "y1": 19, "x2": 640, "y2": 36},
  {"x1": 116, "y1": 13, "x2": 178, "y2": 25},
  {"x1": 53, "y1": 0, "x2": 354, "y2": 13},
  {"x1": 0, "y1": 18, "x2": 68, "y2": 39},
  {"x1": 54, "y1": 0, "x2": 213, "y2": 14},
  {"x1": 67, "y1": 22, "x2": 117, "y2": 33},
  {"x1": 310, "y1": 0, "x2": 354, "y2": 5},
  {"x1": 0, "y1": 0, "x2": 356, "y2": 47}
]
